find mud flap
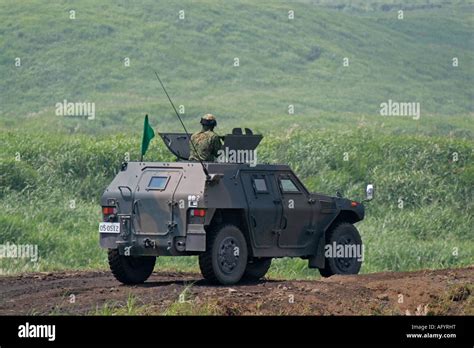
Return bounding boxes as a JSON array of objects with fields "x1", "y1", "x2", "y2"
[
  {"x1": 100, "y1": 234, "x2": 119, "y2": 249},
  {"x1": 185, "y1": 224, "x2": 206, "y2": 251},
  {"x1": 308, "y1": 230, "x2": 325, "y2": 269}
]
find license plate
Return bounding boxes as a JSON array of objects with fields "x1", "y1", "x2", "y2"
[{"x1": 99, "y1": 222, "x2": 120, "y2": 234}]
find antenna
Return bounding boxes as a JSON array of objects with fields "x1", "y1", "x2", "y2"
[{"x1": 153, "y1": 71, "x2": 210, "y2": 179}]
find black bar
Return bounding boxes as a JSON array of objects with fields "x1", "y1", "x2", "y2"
[{"x1": 0, "y1": 315, "x2": 471, "y2": 346}]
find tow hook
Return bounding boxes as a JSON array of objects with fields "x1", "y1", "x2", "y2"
[{"x1": 143, "y1": 238, "x2": 156, "y2": 249}]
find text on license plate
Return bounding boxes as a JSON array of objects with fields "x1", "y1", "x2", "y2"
[{"x1": 99, "y1": 222, "x2": 120, "y2": 234}]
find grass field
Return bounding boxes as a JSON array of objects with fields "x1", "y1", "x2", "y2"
[
  {"x1": 1, "y1": 127, "x2": 472, "y2": 277},
  {"x1": 0, "y1": 0, "x2": 473, "y2": 278}
]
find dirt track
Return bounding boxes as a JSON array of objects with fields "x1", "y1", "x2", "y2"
[{"x1": 0, "y1": 267, "x2": 472, "y2": 315}]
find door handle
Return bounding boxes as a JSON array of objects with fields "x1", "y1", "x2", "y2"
[
  {"x1": 132, "y1": 199, "x2": 141, "y2": 214},
  {"x1": 282, "y1": 216, "x2": 287, "y2": 229},
  {"x1": 251, "y1": 216, "x2": 257, "y2": 227},
  {"x1": 273, "y1": 199, "x2": 281, "y2": 205}
]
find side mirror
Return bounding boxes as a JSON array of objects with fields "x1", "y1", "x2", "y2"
[{"x1": 365, "y1": 184, "x2": 374, "y2": 201}]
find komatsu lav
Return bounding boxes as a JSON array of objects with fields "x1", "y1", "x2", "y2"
[{"x1": 99, "y1": 128, "x2": 373, "y2": 285}]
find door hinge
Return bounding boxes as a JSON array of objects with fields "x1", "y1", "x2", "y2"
[{"x1": 167, "y1": 221, "x2": 177, "y2": 230}]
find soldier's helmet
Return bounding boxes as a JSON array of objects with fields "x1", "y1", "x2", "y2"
[{"x1": 200, "y1": 113, "x2": 217, "y2": 128}]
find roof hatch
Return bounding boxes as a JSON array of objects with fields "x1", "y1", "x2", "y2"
[{"x1": 159, "y1": 128, "x2": 263, "y2": 161}]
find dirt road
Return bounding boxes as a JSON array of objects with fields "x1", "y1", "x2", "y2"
[{"x1": 0, "y1": 267, "x2": 472, "y2": 315}]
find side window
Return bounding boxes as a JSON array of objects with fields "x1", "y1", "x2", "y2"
[
  {"x1": 253, "y1": 177, "x2": 268, "y2": 193},
  {"x1": 280, "y1": 178, "x2": 300, "y2": 193}
]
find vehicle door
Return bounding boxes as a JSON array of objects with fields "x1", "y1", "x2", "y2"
[
  {"x1": 241, "y1": 172, "x2": 281, "y2": 249},
  {"x1": 134, "y1": 169, "x2": 183, "y2": 235},
  {"x1": 275, "y1": 173, "x2": 314, "y2": 249}
]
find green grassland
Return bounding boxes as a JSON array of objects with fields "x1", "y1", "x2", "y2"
[
  {"x1": 1, "y1": 128, "x2": 472, "y2": 277},
  {"x1": 0, "y1": 0, "x2": 473, "y2": 278}
]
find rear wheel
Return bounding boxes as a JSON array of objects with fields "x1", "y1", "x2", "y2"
[
  {"x1": 108, "y1": 249, "x2": 156, "y2": 284},
  {"x1": 199, "y1": 224, "x2": 248, "y2": 285},
  {"x1": 319, "y1": 223, "x2": 362, "y2": 277},
  {"x1": 243, "y1": 258, "x2": 272, "y2": 281}
]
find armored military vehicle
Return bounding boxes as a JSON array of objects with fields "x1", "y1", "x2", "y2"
[{"x1": 99, "y1": 128, "x2": 373, "y2": 285}]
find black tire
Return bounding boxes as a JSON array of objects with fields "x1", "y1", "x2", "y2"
[
  {"x1": 243, "y1": 258, "x2": 272, "y2": 281},
  {"x1": 319, "y1": 223, "x2": 363, "y2": 277},
  {"x1": 108, "y1": 249, "x2": 156, "y2": 285},
  {"x1": 199, "y1": 224, "x2": 248, "y2": 285}
]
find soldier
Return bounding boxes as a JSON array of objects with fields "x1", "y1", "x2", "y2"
[{"x1": 189, "y1": 114, "x2": 222, "y2": 162}]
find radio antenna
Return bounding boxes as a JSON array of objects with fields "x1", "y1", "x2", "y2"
[{"x1": 154, "y1": 71, "x2": 210, "y2": 179}]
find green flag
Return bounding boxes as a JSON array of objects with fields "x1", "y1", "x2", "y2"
[{"x1": 141, "y1": 114, "x2": 155, "y2": 161}]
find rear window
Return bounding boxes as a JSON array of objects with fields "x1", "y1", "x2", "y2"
[
  {"x1": 148, "y1": 176, "x2": 169, "y2": 190},
  {"x1": 280, "y1": 178, "x2": 299, "y2": 193},
  {"x1": 253, "y1": 178, "x2": 268, "y2": 193}
]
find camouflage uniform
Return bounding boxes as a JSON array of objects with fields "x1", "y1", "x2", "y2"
[{"x1": 189, "y1": 130, "x2": 222, "y2": 162}]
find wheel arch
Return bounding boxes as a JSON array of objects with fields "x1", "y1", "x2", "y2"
[
  {"x1": 310, "y1": 209, "x2": 362, "y2": 269},
  {"x1": 207, "y1": 208, "x2": 254, "y2": 256},
  {"x1": 329, "y1": 209, "x2": 361, "y2": 227}
]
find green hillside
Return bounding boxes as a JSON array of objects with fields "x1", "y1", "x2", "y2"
[
  {"x1": 1, "y1": 0, "x2": 473, "y2": 133},
  {"x1": 0, "y1": 0, "x2": 473, "y2": 277}
]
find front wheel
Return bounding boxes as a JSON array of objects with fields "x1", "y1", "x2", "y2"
[
  {"x1": 199, "y1": 224, "x2": 248, "y2": 285},
  {"x1": 108, "y1": 249, "x2": 156, "y2": 284},
  {"x1": 319, "y1": 223, "x2": 363, "y2": 277}
]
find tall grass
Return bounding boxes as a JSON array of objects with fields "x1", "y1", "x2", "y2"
[{"x1": 1, "y1": 128, "x2": 472, "y2": 277}]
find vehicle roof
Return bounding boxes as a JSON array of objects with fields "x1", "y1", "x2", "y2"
[
  {"x1": 206, "y1": 162, "x2": 292, "y2": 172},
  {"x1": 132, "y1": 161, "x2": 292, "y2": 172}
]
